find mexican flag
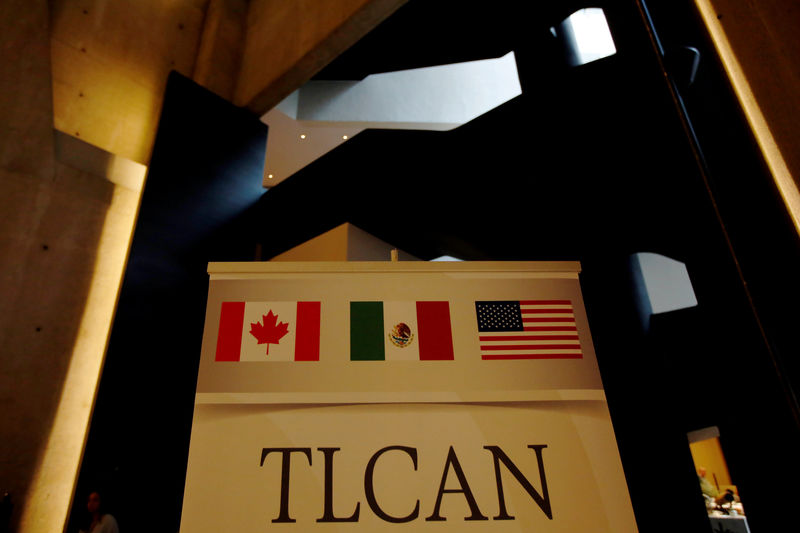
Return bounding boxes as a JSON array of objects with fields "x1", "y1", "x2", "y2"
[
  {"x1": 350, "y1": 301, "x2": 454, "y2": 360},
  {"x1": 215, "y1": 301, "x2": 320, "y2": 361}
]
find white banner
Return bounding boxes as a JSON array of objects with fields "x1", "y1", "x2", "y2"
[{"x1": 181, "y1": 262, "x2": 638, "y2": 532}]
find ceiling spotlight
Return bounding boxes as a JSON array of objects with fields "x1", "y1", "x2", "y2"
[
  {"x1": 342, "y1": 135, "x2": 348, "y2": 140},
  {"x1": 267, "y1": 174, "x2": 274, "y2": 179},
  {"x1": 299, "y1": 134, "x2": 306, "y2": 139}
]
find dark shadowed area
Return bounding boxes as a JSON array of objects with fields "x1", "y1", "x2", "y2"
[{"x1": 72, "y1": 1, "x2": 800, "y2": 532}]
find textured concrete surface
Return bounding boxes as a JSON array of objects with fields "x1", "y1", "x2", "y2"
[
  {"x1": 50, "y1": 0, "x2": 207, "y2": 164},
  {"x1": 237, "y1": 0, "x2": 407, "y2": 113},
  {"x1": 0, "y1": 4, "x2": 144, "y2": 530}
]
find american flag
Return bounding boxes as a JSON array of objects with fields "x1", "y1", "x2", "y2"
[{"x1": 475, "y1": 300, "x2": 582, "y2": 360}]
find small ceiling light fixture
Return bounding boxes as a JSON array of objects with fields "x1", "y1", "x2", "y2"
[
  {"x1": 299, "y1": 134, "x2": 306, "y2": 139},
  {"x1": 342, "y1": 135, "x2": 348, "y2": 140},
  {"x1": 267, "y1": 174, "x2": 274, "y2": 179}
]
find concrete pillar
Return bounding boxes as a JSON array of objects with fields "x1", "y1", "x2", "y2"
[{"x1": 0, "y1": 3, "x2": 145, "y2": 531}]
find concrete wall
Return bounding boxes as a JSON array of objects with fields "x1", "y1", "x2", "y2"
[
  {"x1": 0, "y1": 2, "x2": 403, "y2": 530},
  {"x1": 48, "y1": 0, "x2": 407, "y2": 162},
  {"x1": 696, "y1": 0, "x2": 800, "y2": 231},
  {"x1": 0, "y1": 2, "x2": 145, "y2": 531},
  {"x1": 0, "y1": 3, "x2": 59, "y2": 527},
  {"x1": 50, "y1": 0, "x2": 208, "y2": 165},
  {"x1": 708, "y1": 0, "x2": 800, "y2": 184},
  {"x1": 192, "y1": 0, "x2": 249, "y2": 101},
  {"x1": 237, "y1": 0, "x2": 407, "y2": 113}
]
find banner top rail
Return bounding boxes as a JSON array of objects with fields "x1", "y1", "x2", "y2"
[{"x1": 208, "y1": 260, "x2": 582, "y2": 275}]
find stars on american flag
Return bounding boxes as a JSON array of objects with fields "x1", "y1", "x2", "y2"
[{"x1": 476, "y1": 301, "x2": 524, "y2": 331}]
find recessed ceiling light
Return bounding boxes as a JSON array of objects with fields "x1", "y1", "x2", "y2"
[
  {"x1": 299, "y1": 134, "x2": 306, "y2": 139},
  {"x1": 267, "y1": 174, "x2": 274, "y2": 179},
  {"x1": 342, "y1": 135, "x2": 348, "y2": 140}
]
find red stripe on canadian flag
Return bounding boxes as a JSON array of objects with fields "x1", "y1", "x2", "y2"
[
  {"x1": 215, "y1": 301, "x2": 320, "y2": 362},
  {"x1": 215, "y1": 302, "x2": 245, "y2": 361},
  {"x1": 294, "y1": 302, "x2": 321, "y2": 361}
]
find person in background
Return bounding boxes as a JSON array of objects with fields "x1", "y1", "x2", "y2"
[
  {"x1": 698, "y1": 467, "x2": 737, "y2": 511},
  {"x1": 78, "y1": 491, "x2": 119, "y2": 533},
  {"x1": 697, "y1": 466, "x2": 719, "y2": 499}
]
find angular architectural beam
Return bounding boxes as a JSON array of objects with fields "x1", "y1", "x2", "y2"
[
  {"x1": 629, "y1": 252, "x2": 698, "y2": 331},
  {"x1": 695, "y1": 0, "x2": 800, "y2": 234},
  {"x1": 192, "y1": 0, "x2": 249, "y2": 102},
  {"x1": 289, "y1": 52, "x2": 521, "y2": 129},
  {"x1": 236, "y1": 0, "x2": 408, "y2": 115},
  {"x1": 262, "y1": 52, "x2": 522, "y2": 184}
]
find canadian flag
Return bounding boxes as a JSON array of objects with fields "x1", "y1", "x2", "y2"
[{"x1": 215, "y1": 301, "x2": 320, "y2": 361}]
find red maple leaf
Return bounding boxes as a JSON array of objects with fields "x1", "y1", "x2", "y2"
[{"x1": 249, "y1": 310, "x2": 290, "y2": 356}]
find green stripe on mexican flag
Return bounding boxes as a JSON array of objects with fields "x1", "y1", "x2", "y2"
[{"x1": 350, "y1": 301, "x2": 454, "y2": 361}]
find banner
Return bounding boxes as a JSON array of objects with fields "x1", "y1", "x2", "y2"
[{"x1": 181, "y1": 261, "x2": 638, "y2": 532}]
